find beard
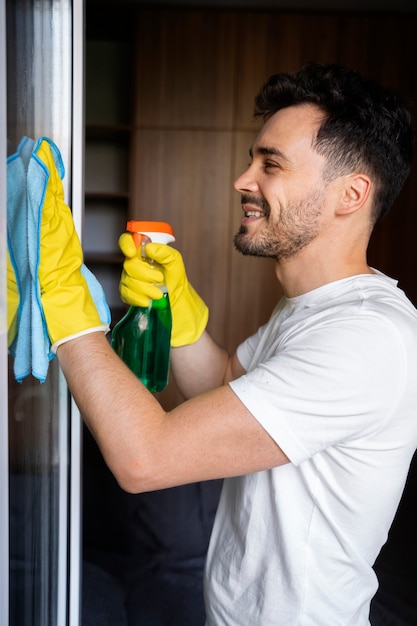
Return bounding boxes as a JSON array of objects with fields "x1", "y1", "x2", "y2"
[{"x1": 233, "y1": 189, "x2": 326, "y2": 261}]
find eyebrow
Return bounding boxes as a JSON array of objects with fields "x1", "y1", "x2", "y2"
[{"x1": 249, "y1": 145, "x2": 291, "y2": 162}]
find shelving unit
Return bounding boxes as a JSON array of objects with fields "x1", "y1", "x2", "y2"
[{"x1": 83, "y1": 29, "x2": 133, "y2": 324}]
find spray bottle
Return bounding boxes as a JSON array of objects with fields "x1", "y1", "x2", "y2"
[{"x1": 112, "y1": 220, "x2": 175, "y2": 392}]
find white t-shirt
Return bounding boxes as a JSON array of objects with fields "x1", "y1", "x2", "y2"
[{"x1": 204, "y1": 273, "x2": 417, "y2": 626}]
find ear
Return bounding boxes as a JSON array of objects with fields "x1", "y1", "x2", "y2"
[{"x1": 335, "y1": 173, "x2": 372, "y2": 216}]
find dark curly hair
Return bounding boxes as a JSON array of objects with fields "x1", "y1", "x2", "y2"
[{"x1": 254, "y1": 62, "x2": 414, "y2": 223}]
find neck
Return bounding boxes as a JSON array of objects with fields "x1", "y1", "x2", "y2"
[{"x1": 274, "y1": 247, "x2": 374, "y2": 298}]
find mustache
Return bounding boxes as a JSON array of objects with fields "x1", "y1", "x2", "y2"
[{"x1": 241, "y1": 194, "x2": 270, "y2": 216}]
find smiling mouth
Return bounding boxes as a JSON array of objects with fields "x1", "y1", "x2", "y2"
[
  {"x1": 244, "y1": 209, "x2": 264, "y2": 218},
  {"x1": 241, "y1": 194, "x2": 269, "y2": 219}
]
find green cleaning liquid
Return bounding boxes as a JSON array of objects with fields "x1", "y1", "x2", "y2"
[
  {"x1": 112, "y1": 292, "x2": 172, "y2": 392},
  {"x1": 112, "y1": 220, "x2": 175, "y2": 393}
]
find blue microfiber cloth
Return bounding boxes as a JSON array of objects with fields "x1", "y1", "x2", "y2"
[{"x1": 7, "y1": 136, "x2": 111, "y2": 383}]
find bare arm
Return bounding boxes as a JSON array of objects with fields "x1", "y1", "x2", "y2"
[
  {"x1": 170, "y1": 330, "x2": 246, "y2": 398},
  {"x1": 57, "y1": 332, "x2": 289, "y2": 494}
]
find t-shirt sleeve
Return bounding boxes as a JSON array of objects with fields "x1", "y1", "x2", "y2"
[{"x1": 230, "y1": 313, "x2": 405, "y2": 466}]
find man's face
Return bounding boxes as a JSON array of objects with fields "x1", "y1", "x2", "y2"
[{"x1": 234, "y1": 104, "x2": 331, "y2": 261}]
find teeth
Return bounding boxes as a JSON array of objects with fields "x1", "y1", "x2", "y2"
[{"x1": 245, "y1": 210, "x2": 263, "y2": 217}]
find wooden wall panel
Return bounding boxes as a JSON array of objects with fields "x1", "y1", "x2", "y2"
[
  {"x1": 130, "y1": 128, "x2": 234, "y2": 346},
  {"x1": 133, "y1": 9, "x2": 237, "y2": 128},
  {"x1": 235, "y1": 12, "x2": 340, "y2": 128},
  {"x1": 337, "y1": 14, "x2": 417, "y2": 91}
]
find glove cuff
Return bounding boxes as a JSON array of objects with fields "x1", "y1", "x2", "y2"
[
  {"x1": 170, "y1": 283, "x2": 209, "y2": 347},
  {"x1": 52, "y1": 325, "x2": 110, "y2": 353},
  {"x1": 42, "y1": 277, "x2": 110, "y2": 349}
]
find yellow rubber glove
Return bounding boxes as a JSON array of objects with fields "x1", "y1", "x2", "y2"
[
  {"x1": 118, "y1": 233, "x2": 167, "y2": 307},
  {"x1": 37, "y1": 139, "x2": 110, "y2": 352},
  {"x1": 7, "y1": 249, "x2": 19, "y2": 349},
  {"x1": 119, "y1": 233, "x2": 208, "y2": 347}
]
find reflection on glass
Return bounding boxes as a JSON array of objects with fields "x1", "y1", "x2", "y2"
[
  {"x1": 8, "y1": 361, "x2": 61, "y2": 625},
  {"x1": 6, "y1": 0, "x2": 72, "y2": 624}
]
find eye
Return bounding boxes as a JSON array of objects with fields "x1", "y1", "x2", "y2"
[{"x1": 263, "y1": 160, "x2": 279, "y2": 171}]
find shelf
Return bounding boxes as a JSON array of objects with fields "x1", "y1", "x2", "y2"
[
  {"x1": 85, "y1": 191, "x2": 130, "y2": 200},
  {"x1": 84, "y1": 140, "x2": 129, "y2": 195},
  {"x1": 86, "y1": 123, "x2": 132, "y2": 140},
  {"x1": 84, "y1": 253, "x2": 123, "y2": 265}
]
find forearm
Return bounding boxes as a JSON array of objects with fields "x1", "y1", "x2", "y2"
[
  {"x1": 57, "y1": 332, "x2": 167, "y2": 492},
  {"x1": 170, "y1": 330, "x2": 243, "y2": 398}
]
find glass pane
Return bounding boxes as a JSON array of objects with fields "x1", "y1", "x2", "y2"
[
  {"x1": 6, "y1": 0, "x2": 73, "y2": 624},
  {"x1": 8, "y1": 363, "x2": 62, "y2": 625}
]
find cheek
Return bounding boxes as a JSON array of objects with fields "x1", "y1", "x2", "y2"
[{"x1": 263, "y1": 188, "x2": 286, "y2": 217}]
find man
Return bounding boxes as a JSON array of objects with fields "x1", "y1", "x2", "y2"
[{"x1": 29, "y1": 63, "x2": 417, "y2": 623}]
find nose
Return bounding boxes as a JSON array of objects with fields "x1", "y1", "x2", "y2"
[{"x1": 234, "y1": 165, "x2": 259, "y2": 194}]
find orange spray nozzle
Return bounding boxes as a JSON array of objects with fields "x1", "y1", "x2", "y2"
[
  {"x1": 131, "y1": 232, "x2": 149, "y2": 249},
  {"x1": 126, "y1": 220, "x2": 175, "y2": 247}
]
